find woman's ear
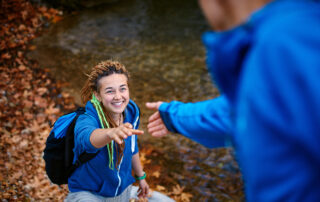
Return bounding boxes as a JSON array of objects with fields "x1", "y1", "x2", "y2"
[{"x1": 94, "y1": 92, "x2": 101, "y2": 102}]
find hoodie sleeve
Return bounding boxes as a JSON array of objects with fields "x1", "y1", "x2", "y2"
[
  {"x1": 159, "y1": 95, "x2": 233, "y2": 148},
  {"x1": 74, "y1": 113, "x2": 102, "y2": 154}
]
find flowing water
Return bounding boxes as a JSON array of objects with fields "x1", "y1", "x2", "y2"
[{"x1": 28, "y1": 0, "x2": 243, "y2": 200}]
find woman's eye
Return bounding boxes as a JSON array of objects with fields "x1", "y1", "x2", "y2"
[
  {"x1": 120, "y1": 88, "x2": 127, "y2": 91},
  {"x1": 106, "y1": 90, "x2": 114, "y2": 94}
]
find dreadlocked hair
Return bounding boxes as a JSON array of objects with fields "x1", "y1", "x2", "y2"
[{"x1": 80, "y1": 60, "x2": 130, "y2": 169}]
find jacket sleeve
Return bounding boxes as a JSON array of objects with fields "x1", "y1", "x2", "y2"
[
  {"x1": 159, "y1": 95, "x2": 233, "y2": 148},
  {"x1": 74, "y1": 113, "x2": 102, "y2": 154}
]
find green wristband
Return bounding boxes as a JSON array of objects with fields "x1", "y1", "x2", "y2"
[{"x1": 135, "y1": 172, "x2": 146, "y2": 180}]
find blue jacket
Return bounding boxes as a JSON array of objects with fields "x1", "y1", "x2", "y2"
[
  {"x1": 68, "y1": 100, "x2": 140, "y2": 197},
  {"x1": 159, "y1": 0, "x2": 320, "y2": 201}
]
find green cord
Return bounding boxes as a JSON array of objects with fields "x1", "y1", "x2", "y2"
[{"x1": 91, "y1": 94, "x2": 114, "y2": 170}]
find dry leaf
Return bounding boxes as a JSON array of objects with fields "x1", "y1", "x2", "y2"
[
  {"x1": 152, "y1": 171, "x2": 160, "y2": 178},
  {"x1": 45, "y1": 103, "x2": 60, "y2": 115},
  {"x1": 18, "y1": 64, "x2": 26, "y2": 71},
  {"x1": 180, "y1": 193, "x2": 193, "y2": 202},
  {"x1": 2, "y1": 53, "x2": 11, "y2": 59},
  {"x1": 156, "y1": 185, "x2": 166, "y2": 192},
  {"x1": 171, "y1": 185, "x2": 184, "y2": 195}
]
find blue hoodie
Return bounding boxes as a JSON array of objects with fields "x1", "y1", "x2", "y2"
[
  {"x1": 68, "y1": 100, "x2": 140, "y2": 197},
  {"x1": 159, "y1": 0, "x2": 320, "y2": 201}
]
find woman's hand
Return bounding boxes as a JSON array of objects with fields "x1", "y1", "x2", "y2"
[
  {"x1": 90, "y1": 123, "x2": 144, "y2": 148},
  {"x1": 108, "y1": 122, "x2": 144, "y2": 144},
  {"x1": 138, "y1": 179, "x2": 149, "y2": 199}
]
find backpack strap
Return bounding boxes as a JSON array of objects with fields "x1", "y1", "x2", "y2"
[
  {"x1": 67, "y1": 152, "x2": 98, "y2": 177},
  {"x1": 65, "y1": 107, "x2": 99, "y2": 178}
]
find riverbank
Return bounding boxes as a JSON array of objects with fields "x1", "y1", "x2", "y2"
[
  {"x1": 0, "y1": 0, "x2": 71, "y2": 200},
  {"x1": 0, "y1": 1, "x2": 193, "y2": 201}
]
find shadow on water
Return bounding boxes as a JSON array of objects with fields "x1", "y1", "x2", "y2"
[{"x1": 28, "y1": 0, "x2": 244, "y2": 200}]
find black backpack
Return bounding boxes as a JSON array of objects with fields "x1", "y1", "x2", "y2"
[{"x1": 43, "y1": 107, "x2": 98, "y2": 185}]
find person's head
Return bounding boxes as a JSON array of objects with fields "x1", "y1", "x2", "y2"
[
  {"x1": 81, "y1": 60, "x2": 130, "y2": 125},
  {"x1": 198, "y1": 0, "x2": 271, "y2": 31}
]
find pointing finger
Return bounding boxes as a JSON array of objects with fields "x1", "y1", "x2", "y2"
[{"x1": 130, "y1": 129, "x2": 144, "y2": 135}]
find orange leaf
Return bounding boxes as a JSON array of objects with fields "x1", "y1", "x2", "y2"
[
  {"x1": 18, "y1": 65, "x2": 26, "y2": 71},
  {"x1": 37, "y1": 87, "x2": 48, "y2": 96},
  {"x1": 156, "y1": 185, "x2": 166, "y2": 192},
  {"x1": 29, "y1": 45, "x2": 36, "y2": 50},
  {"x1": 1, "y1": 53, "x2": 11, "y2": 59},
  {"x1": 180, "y1": 193, "x2": 193, "y2": 202},
  {"x1": 152, "y1": 171, "x2": 160, "y2": 178},
  {"x1": 52, "y1": 15, "x2": 63, "y2": 23},
  {"x1": 171, "y1": 185, "x2": 184, "y2": 195},
  {"x1": 45, "y1": 103, "x2": 60, "y2": 115}
]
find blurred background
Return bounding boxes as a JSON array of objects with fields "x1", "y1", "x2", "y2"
[{"x1": 1, "y1": 0, "x2": 244, "y2": 201}]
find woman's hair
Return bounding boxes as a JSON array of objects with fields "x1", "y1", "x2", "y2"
[{"x1": 81, "y1": 60, "x2": 129, "y2": 168}]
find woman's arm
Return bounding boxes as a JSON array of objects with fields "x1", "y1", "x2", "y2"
[
  {"x1": 132, "y1": 152, "x2": 149, "y2": 198},
  {"x1": 90, "y1": 123, "x2": 144, "y2": 148}
]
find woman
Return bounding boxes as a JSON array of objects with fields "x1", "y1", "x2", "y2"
[{"x1": 65, "y1": 60, "x2": 149, "y2": 201}]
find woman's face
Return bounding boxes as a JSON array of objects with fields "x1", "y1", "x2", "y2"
[{"x1": 96, "y1": 73, "x2": 129, "y2": 117}]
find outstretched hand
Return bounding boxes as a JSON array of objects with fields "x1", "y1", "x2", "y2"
[
  {"x1": 109, "y1": 122, "x2": 144, "y2": 144},
  {"x1": 145, "y1": 102, "x2": 169, "y2": 137}
]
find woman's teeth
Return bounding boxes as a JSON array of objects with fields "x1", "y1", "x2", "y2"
[{"x1": 112, "y1": 102, "x2": 122, "y2": 106}]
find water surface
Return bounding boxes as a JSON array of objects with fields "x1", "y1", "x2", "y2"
[{"x1": 28, "y1": 0, "x2": 243, "y2": 200}]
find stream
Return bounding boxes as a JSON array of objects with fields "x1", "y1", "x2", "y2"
[{"x1": 28, "y1": 0, "x2": 244, "y2": 201}]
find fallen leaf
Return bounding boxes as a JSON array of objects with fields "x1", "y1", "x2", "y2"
[
  {"x1": 152, "y1": 171, "x2": 160, "y2": 178},
  {"x1": 156, "y1": 185, "x2": 166, "y2": 192},
  {"x1": 29, "y1": 45, "x2": 36, "y2": 50},
  {"x1": 18, "y1": 64, "x2": 26, "y2": 71},
  {"x1": 180, "y1": 192, "x2": 193, "y2": 202},
  {"x1": 37, "y1": 87, "x2": 48, "y2": 96},
  {"x1": 1, "y1": 53, "x2": 11, "y2": 59},
  {"x1": 171, "y1": 185, "x2": 184, "y2": 195},
  {"x1": 45, "y1": 103, "x2": 60, "y2": 115},
  {"x1": 52, "y1": 15, "x2": 63, "y2": 23}
]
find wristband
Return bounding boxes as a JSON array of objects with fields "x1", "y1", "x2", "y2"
[{"x1": 134, "y1": 172, "x2": 146, "y2": 180}]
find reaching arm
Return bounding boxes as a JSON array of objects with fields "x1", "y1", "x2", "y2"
[
  {"x1": 146, "y1": 95, "x2": 233, "y2": 148},
  {"x1": 90, "y1": 123, "x2": 144, "y2": 148}
]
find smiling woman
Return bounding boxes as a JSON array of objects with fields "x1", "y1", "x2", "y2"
[
  {"x1": 64, "y1": 60, "x2": 149, "y2": 201},
  {"x1": 95, "y1": 74, "x2": 130, "y2": 119}
]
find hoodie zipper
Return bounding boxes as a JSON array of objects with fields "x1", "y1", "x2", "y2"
[
  {"x1": 131, "y1": 115, "x2": 139, "y2": 153},
  {"x1": 114, "y1": 156, "x2": 124, "y2": 196}
]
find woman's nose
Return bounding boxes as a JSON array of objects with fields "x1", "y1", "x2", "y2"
[{"x1": 114, "y1": 90, "x2": 121, "y2": 99}]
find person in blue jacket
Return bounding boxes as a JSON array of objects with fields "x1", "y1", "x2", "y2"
[
  {"x1": 65, "y1": 60, "x2": 149, "y2": 201},
  {"x1": 146, "y1": 0, "x2": 320, "y2": 201}
]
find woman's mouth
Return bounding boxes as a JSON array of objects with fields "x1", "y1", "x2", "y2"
[{"x1": 112, "y1": 101, "x2": 123, "y2": 107}]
